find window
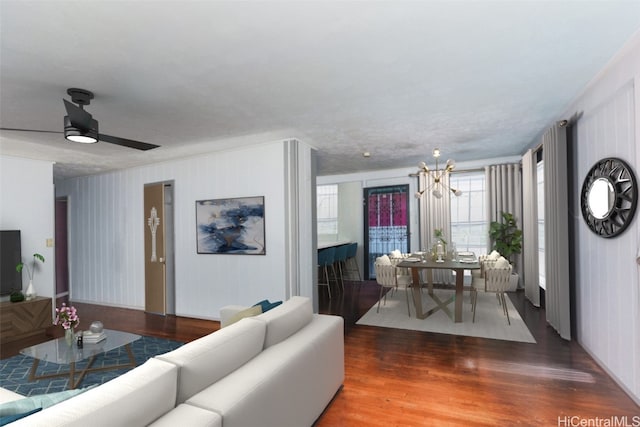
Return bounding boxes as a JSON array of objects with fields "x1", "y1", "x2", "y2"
[
  {"x1": 537, "y1": 159, "x2": 545, "y2": 290},
  {"x1": 450, "y1": 171, "x2": 487, "y2": 256},
  {"x1": 317, "y1": 184, "x2": 338, "y2": 236}
]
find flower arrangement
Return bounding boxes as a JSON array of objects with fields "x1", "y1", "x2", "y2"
[
  {"x1": 434, "y1": 228, "x2": 447, "y2": 245},
  {"x1": 54, "y1": 303, "x2": 80, "y2": 330}
]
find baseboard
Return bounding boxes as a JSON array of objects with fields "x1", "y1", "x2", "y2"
[{"x1": 579, "y1": 340, "x2": 640, "y2": 407}]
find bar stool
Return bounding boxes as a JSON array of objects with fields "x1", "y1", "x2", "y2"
[
  {"x1": 318, "y1": 247, "x2": 337, "y2": 299},
  {"x1": 344, "y1": 242, "x2": 362, "y2": 281},
  {"x1": 333, "y1": 244, "x2": 349, "y2": 292}
]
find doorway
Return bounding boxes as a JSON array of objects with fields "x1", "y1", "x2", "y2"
[
  {"x1": 363, "y1": 185, "x2": 410, "y2": 279},
  {"x1": 55, "y1": 197, "x2": 69, "y2": 305},
  {"x1": 144, "y1": 182, "x2": 175, "y2": 315}
]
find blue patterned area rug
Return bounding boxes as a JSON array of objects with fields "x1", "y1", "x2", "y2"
[{"x1": 0, "y1": 335, "x2": 183, "y2": 396}]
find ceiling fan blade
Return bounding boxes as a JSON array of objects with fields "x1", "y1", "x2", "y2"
[
  {"x1": 0, "y1": 127, "x2": 63, "y2": 134},
  {"x1": 63, "y1": 99, "x2": 93, "y2": 130},
  {"x1": 99, "y1": 133, "x2": 160, "y2": 151}
]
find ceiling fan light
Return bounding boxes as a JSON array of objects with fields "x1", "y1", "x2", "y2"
[
  {"x1": 64, "y1": 115, "x2": 98, "y2": 144},
  {"x1": 66, "y1": 134, "x2": 98, "y2": 144}
]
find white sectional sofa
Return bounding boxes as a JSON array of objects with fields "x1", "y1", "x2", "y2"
[{"x1": 2, "y1": 296, "x2": 344, "y2": 426}]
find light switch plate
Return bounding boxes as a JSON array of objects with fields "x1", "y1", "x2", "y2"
[{"x1": 46, "y1": 238, "x2": 54, "y2": 247}]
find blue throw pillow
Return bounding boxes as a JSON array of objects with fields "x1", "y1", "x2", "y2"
[
  {"x1": 264, "y1": 300, "x2": 282, "y2": 311},
  {"x1": 0, "y1": 407, "x2": 42, "y2": 425},
  {"x1": 252, "y1": 299, "x2": 282, "y2": 313},
  {"x1": 252, "y1": 299, "x2": 270, "y2": 312}
]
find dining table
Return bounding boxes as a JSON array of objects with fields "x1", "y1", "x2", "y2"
[{"x1": 397, "y1": 258, "x2": 481, "y2": 323}]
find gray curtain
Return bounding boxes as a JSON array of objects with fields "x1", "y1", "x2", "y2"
[
  {"x1": 418, "y1": 171, "x2": 453, "y2": 284},
  {"x1": 522, "y1": 149, "x2": 540, "y2": 307},
  {"x1": 543, "y1": 124, "x2": 571, "y2": 340},
  {"x1": 484, "y1": 163, "x2": 523, "y2": 283}
]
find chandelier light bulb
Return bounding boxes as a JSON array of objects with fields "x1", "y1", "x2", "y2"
[
  {"x1": 446, "y1": 159, "x2": 455, "y2": 170},
  {"x1": 414, "y1": 191, "x2": 424, "y2": 199},
  {"x1": 432, "y1": 189, "x2": 443, "y2": 199},
  {"x1": 453, "y1": 188, "x2": 463, "y2": 197},
  {"x1": 432, "y1": 148, "x2": 441, "y2": 158}
]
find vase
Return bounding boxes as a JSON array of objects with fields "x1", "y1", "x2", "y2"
[
  {"x1": 65, "y1": 328, "x2": 75, "y2": 346},
  {"x1": 25, "y1": 280, "x2": 36, "y2": 300}
]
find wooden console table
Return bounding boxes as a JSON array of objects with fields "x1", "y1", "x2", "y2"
[{"x1": 0, "y1": 296, "x2": 52, "y2": 345}]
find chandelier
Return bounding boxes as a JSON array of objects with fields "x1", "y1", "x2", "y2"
[{"x1": 414, "y1": 148, "x2": 462, "y2": 199}]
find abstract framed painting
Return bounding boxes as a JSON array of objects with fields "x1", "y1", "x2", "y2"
[{"x1": 195, "y1": 196, "x2": 265, "y2": 255}]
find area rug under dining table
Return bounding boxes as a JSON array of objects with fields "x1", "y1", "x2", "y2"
[
  {"x1": 0, "y1": 335, "x2": 183, "y2": 396},
  {"x1": 357, "y1": 288, "x2": 536, "y2": 343}
]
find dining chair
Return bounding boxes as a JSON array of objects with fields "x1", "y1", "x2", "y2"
[
  {"x1": 374, "y1": 257, "x2": 412, "y2": 316},
  {"x1": 470, "y1": 255, "x2": 498, "y2": 304},
  {"x1": 471, "y1": 264, "x2": 512, "y2": 324}
]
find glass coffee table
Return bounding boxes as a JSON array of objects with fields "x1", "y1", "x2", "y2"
[{"x1": 20, "y1": 329, "x2": 141, "y2": 389}]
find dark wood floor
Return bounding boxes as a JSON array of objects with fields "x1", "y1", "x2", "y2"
[{"x1": 2, "y1": 282, "x2": 638, "y2": 426}]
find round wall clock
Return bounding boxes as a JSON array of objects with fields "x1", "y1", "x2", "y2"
[{"x1": 580, "y1": 157, "x2": 637, "y2": 238}]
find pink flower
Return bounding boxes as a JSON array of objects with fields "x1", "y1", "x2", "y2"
[{"x1": 53, "y1": 303, "x2": 80, "y2": 330}]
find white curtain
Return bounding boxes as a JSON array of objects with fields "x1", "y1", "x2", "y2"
[
  {"x1": 543, "y1": 124, "x2": 571, "y2": 340},
  {"x1": 522, "y1": 149, "x2": 540, "y2": 307},
  {"x1": 484, "y1": 163, "x2": 523, "y2": 282},
  {"x1": 418, "y1": 171, "x2": 453, "y2": 284}
]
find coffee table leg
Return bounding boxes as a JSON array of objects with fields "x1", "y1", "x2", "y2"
[
  {"x1": 124, "y1": 344, "x2": 136, "y2": 368},
  {"x1": 69, "y1": 362, "x2": 76, "y2": 389},
  {"x1": 28, "y1": 358, "x2": 40, "y2": 382}
]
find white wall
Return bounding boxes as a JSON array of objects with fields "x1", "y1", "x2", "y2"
[
  {"x1": 561, "y1": 32, "x2": 640, "y2": 403},
  {"x1": 0, "y1": 156, "x2": 55, "y2": 301},
  {"x1": 55, "y1": 140, "x2": 314, "y2": 319}
]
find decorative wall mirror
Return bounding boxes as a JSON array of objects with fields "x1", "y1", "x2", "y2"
[{"x1": 580, "y1": 157, "x2": 637, "y2": 238}]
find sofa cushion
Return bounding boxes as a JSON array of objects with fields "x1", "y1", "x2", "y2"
[
  {"x1": 253, "y1": 296, "x2": 313, "y2": 349},
  {"x1": 219, "y1": 304, "x2": 249, "y2": 328},
  {"x1": 148, "y1": 403, "x2": 222, "y2": 427},
  {"x1": 186, "y1": 314, "x2": 344, "y2": 427},
  {"x1": 225, "y1": 305, "x2": 262, "y2": 326},
  {"x1": 157, "y1": 317, "x2": 266, "y2": 404},
  {"x1": 9, "y1": 358, "x2": 178, "y2": 427}
]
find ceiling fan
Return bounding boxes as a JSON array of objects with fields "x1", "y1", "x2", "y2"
[{"x1": 1, "y1": 88, "x2": 160, "y2": 151}]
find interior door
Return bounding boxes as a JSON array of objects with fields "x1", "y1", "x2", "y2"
[
  {"x1": 55, "y1": 197, "x2": 69, "y2": 304},
  {"x1": 144, "y1": 183, "x2": 166, "y2": 315},
  {"x1": 363, "y1": 185, "x2": 410, "y2": 279}
]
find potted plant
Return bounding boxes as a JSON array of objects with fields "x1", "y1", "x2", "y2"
[
  {"x1": 10, "y1": 289, "x2": 25, "y2": 303},
  {"x1": 16, "y1": 253, "x2": 45, "y2": 300},
  {"x1": 489, "y1": 212, "x2": 522, "y2": 290}
]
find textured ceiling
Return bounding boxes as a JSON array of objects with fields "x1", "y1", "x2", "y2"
[{"x1": 1, "y1": 1, "x2": 639, "y2": 180}]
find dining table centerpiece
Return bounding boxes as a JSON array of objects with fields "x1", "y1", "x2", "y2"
[{"x1": 54, "y1": 302, "x2": 80, "y2": 346}]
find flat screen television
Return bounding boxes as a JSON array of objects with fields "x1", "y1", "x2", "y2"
[{"x1": 0, "y1": 230, "x2": 22, "y2": 296}]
